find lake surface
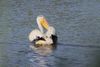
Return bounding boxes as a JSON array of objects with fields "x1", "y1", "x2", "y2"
[{"x1": 0, "y1": 0, "x2": 100, "y2": 67}]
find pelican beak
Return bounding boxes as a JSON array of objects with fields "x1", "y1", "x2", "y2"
[{"x1": 37, "y1": 15, "x2": 49, "y2": 30}]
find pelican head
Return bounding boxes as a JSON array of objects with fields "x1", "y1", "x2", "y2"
[{"x1": 37, "y1": 15, "x2": 49, "y2": 33}]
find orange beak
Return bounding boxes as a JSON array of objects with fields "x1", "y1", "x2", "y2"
[{"x1": 37, "y1": 15, "x2": 49, "y2": 30}]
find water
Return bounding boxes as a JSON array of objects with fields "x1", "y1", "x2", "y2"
[{"x1": 0, "y1": 0, "x2": 100, "y2": 67}]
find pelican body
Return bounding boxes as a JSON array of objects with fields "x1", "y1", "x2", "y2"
[{"x1": 29, "y1": 15, "x2": 57, "y2": 48}]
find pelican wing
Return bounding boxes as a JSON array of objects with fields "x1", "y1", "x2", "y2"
[
  {"x1": 45, "y1": 26, "x2": 56, "y2": 37},
  {"x1": 29, "y1": 29, "x2": 44, "y2": 42}
]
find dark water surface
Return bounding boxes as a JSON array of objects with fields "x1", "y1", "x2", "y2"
[{"x1": 0, "y1": 0, "x2": 100, "y2": 67}]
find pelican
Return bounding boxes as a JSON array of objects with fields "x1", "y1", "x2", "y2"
[{"x1": 28, "y1": 15, "x2": 57, "y2": 48}]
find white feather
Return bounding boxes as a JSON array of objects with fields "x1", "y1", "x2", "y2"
[
  {"x1": 45, "y1": 37, "x2": 53, "y2": 45},
  {"x1": 28, "y1": 29, "x2": 44, "y2": 42},
  {"x1": 45, "y1": 26, "x2": 55, "y2": 37}
]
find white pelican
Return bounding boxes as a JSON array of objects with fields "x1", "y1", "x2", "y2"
[{"x1": 28, "y1": 15, "x2": 57, "y2": 48}]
